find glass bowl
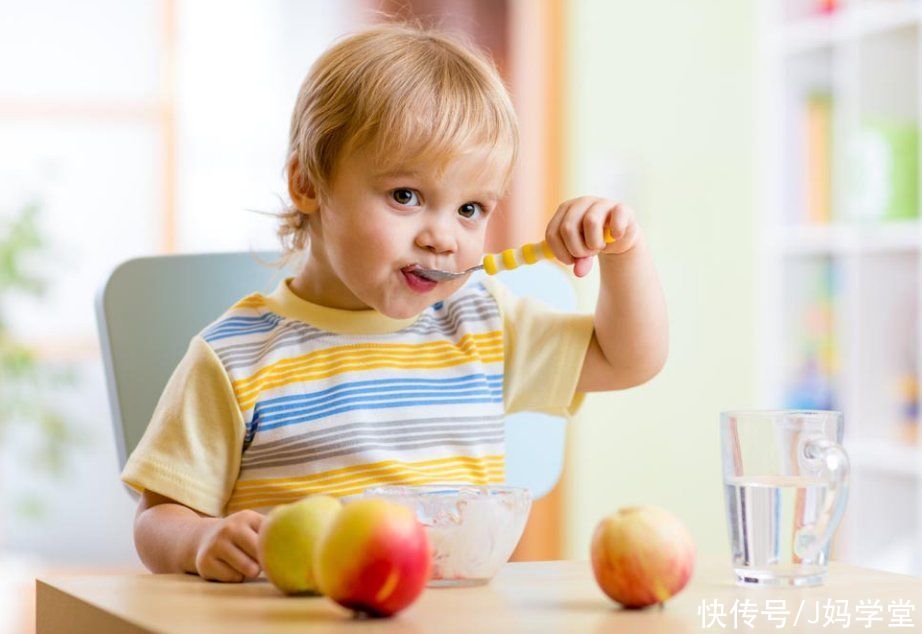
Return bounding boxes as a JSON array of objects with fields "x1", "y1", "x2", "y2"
[{"x1": 363, "y1": 484, "x2": 532, "y2": 587}]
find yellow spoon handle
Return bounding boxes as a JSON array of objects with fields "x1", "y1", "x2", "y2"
[{"x1": 481, "y1": 226, "x2": 615, "y2": 276}]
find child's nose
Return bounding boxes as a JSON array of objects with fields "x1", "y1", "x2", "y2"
[{"x1": 415, "y1": 221, "x2": 457, "y2": 255}]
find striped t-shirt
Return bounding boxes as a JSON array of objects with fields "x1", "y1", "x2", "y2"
[{"x1": 122, "y1": 276, "x2": 594, "y2": 517}]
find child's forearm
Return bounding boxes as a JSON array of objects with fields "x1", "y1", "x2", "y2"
[
  {"x1": 595, "y1": 231, "x2": 668, "y2": 384},
  {"x1": 134, "y1": 500, "x2": 219, "y2": 574}
]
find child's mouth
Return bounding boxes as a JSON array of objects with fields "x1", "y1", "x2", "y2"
[{"x1": 401, "y1": 265, "x2": 439, "y2": 293}]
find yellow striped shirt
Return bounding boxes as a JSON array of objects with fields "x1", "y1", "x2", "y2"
[{"x1": 122, "y1": 277, "x2": 594, "y2": 516}]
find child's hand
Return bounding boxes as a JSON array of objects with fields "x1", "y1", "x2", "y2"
[
  {"x1": 194, "y1": 510, "x2": 264, "y2": 582},
  {"x1": 545, "y1": 197, "x2": 640, "y2": 277}
]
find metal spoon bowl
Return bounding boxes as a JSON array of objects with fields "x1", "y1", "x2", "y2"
[{"x1": 414, "y1": 264, "x2": 484, "y2": 282}]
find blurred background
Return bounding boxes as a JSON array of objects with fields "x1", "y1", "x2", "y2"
[{"x1": 1, "y1": 0, "x2": 921, "y2": 630}]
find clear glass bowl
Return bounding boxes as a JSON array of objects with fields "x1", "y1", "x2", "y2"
[{"x1": 363, "y1": 484, "x2": 532, "y2": 587}]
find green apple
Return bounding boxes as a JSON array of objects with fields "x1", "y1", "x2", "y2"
[{"x1": 258, "y1": 495, "x2": 342, "y2": 595}]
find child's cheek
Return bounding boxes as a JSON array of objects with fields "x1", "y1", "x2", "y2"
[
  {"x1": 350, "y1": 212, "x2": 391, "y2": 245},
  {"x1": 462, "y1": 233, "x2": 487, "y2": 269},
  {"x1": 356, "y1": 218, "x2": 403, "y2": 262}
]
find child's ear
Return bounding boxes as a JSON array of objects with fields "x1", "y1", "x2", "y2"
[{"x1": 287, "y1": 154, "x2": 319, "y2": 214}]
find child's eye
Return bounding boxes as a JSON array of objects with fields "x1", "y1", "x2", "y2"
[
  {"x1": 391, "y1": 188, "x2": 420, "y2": 206},
  {"x1": 458, "y1": 202, "x2": 486, "y2": 220}
]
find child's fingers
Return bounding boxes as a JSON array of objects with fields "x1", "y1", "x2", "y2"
[
  {"x1": 244, "y1": 510, "x2": 265, "y2": 531},
  {"x1": 558, "y1": 200, "x2": 597, "y2": 260},
  {"x1": 573, "y1": 257, "x2": 593, "y2": 278},
  {"x1": 609, "y1": 203, "x2": 634, "y2": 240},
  {"x1": 582, "y1": 199, "x2": 614, "y2": 251},
  {"x1": 232, "y1": 523, "x2": 262, "y2": 568},
  {"x1": 545, "y1": 201, "x2": 576, "y2": 265},
  {"x1": 621, "y1": 218, "x2": 638, "y2": 243},
  {"x1": 235, "y1": 509, "x2": 264, "y2": 538},
  {"x1": 546, "y1": 197, "x2": 632, "y2": 266},
  {"x1": 199, "y1": 556, "x2": 245, "y2": 583},
  {"x1": 218, "y1": 541, "x2": 261, "y2": 579},
  {"x1": 606, "y1": 217, "x2": 639, "y2": 255}
]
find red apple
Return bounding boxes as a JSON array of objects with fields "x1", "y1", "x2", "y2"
[
  {"x1": 590, "y1": 506, "x2": 695, "y2": 608},
  {"x1": 314, "y1": 498, "x2": 431, "y2": 617}
]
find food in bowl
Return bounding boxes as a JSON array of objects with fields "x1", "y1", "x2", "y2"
[{"x1": 363, "y1": 484, "x2": 532, "y2": 587}]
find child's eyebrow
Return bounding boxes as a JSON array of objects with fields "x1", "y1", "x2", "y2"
[{"x1": 374, "y1": 169, "x2": 421, "y2": 179}]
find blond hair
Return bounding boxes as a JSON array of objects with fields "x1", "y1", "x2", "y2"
[{"x1": 278, "y1": 23, "x2": 519, "y2": 261}]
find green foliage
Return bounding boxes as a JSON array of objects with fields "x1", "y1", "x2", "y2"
[
  {"x1": 0, "y1": 202, "x2": 83, "y2": 516},
  {"x1": 0, "y1": 202, "x2": 45, "y2": 304}
]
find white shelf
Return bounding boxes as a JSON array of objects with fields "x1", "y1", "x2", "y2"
[
  {"x1": 779, "y1": 2, "x2": 922, "y2": 56},
  {"x1": 759, "y1": 0, "x2": 922, "y2": 578},
  {"x1": 771, "y1": 220, "x2": 921, "y2": 254},
  {"x1": 848, "y1": 437, "x2": 922, "y2": 477}
]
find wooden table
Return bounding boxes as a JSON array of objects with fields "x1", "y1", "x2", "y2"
[{"x1": 36, "y1": 558, "x2": 922, "y2": 633}]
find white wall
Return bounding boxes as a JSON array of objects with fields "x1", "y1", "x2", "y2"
[
  {"x1": 175, "y1": 0, "x2": 366, "y2": 252},
  {"x1": 562, "y1": 1, "x2": 757, "y2": 561}
]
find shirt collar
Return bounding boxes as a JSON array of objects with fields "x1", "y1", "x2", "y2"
[{"x1": 264, "y1": 277, "x2": 422, "y2": 335}]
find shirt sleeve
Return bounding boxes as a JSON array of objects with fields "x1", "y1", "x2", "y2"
[
  {"x1": 120, "y1": 336, "x2": 245, "y2": 517},
  {"x1": 481, "y1": 277, "x2": 595, "y2": 418}
]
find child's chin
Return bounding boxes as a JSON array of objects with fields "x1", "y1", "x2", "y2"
[
  {"x1": 382, "y1": 295, "x2": 442, "y2": 320},
  {"x1": 388, "y1": 304, "x2": 427, "y2": 319}
]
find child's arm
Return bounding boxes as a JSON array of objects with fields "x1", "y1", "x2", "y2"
[
  {"x1": 134, "y1": 490, "x2": 264, "y2": 582},
  {"x1": 544, "y1": 198, "x2": 668, "y2": 392}
]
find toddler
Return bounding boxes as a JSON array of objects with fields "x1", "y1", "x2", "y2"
[{"x1": 122, "y1": 23, "x2": 668, "y2": 582}]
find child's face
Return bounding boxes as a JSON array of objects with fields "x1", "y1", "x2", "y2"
[{"x1": 303, "y1": 144, "x2": 507, "y2": 318}]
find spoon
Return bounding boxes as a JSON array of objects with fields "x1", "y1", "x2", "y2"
[{"x1": 414, "y1": 227, "x2": 615, "y2": 281}]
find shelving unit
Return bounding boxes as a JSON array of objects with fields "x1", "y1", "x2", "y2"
[{"x1": 758, "y1": 0, "x2": 922, "y2": 576}]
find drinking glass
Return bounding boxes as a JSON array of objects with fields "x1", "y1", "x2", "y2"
[{"x1": 721, "y1": 410, "x2": 849, "y2": 587}]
